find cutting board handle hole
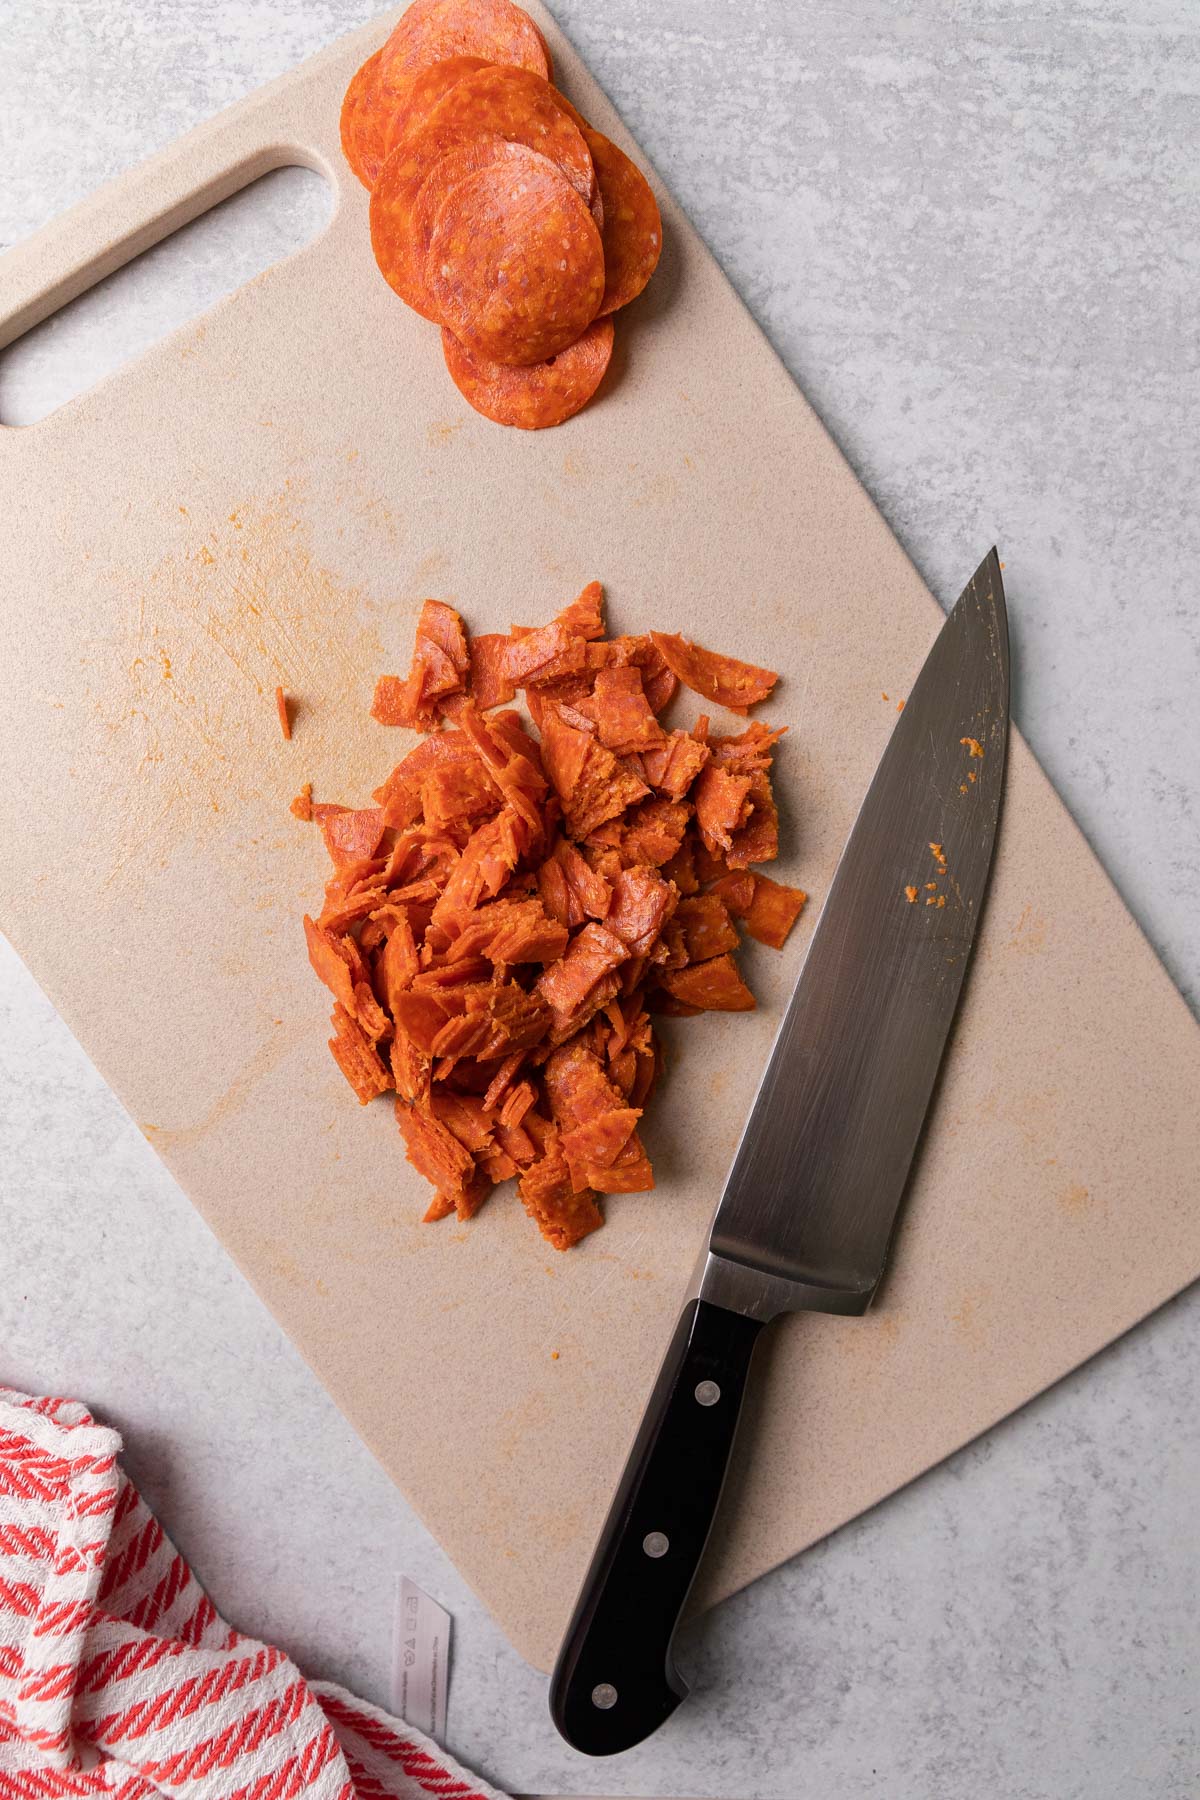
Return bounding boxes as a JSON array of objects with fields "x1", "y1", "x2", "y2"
[{"x1": 0, "y1": 165, "x2": 332, "y2": 427}]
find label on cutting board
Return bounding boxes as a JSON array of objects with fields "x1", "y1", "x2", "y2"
[{"x1": 391, "y1": 1574, "x2": 451, "y2": 1745}]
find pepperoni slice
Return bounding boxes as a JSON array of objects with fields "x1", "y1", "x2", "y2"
[
  {"x1": 377, "y1": 54, "x2": 490, "y2": 159},
  {"x1": 419, "y1": 65, "x2": 594, "y2": 205},
  {"x1": 373, "y1": 132, "x2": 533, "y2": 319},
  {"x1": 582, "y1": 127, "x2": 662, "y2": 314},
  {"x1": 379, "y1": 0, "x2": 549, "y2": 85},
  {"x1": 419, "y1": 143, "x2": 598, "y2": 325},
  {"x1": 548, "y1": 86, "x2": 588, "y2": 134},
  {"x1": 441, "y1": 317, "x2": 614, "y2": 429},
  {"x1": 370, "y1": 72, "x2": 596, "y2": 321},
  {"x1": 428, "y1": 153, "x2": 604, "y2": 365},
  {"x1": 340, "y1": 50, "x2": 388, "y2": 190},
  {"x1": 531, "y1": 20, "x2": 555, "y2": 83}
]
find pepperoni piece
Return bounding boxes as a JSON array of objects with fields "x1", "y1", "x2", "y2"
[
  {"x1": 312, "y1": 803, "x2": 387, "y2": 866},
  {"x1": 377, "y1": 54, "x2": 490, "y2": 158},
  {"x1": 583, "y1": 127, "x2": 662, "y2": 314},
  {"x1": 659, "y1": 953, "x2": 756, "y2": 1013},
  {"x1": 379, "y1": 0, "x2": 549, "y2": 86},
  {"x1": 727, "y1": 767, "x2": 780, "y2": 867},
  {"x1": 674, "y1": 894, "x2": 740, "y2": 963},
  {"x1": 428, "y1": 152, "x2": 604, "y2": 365},
  {"x1": 330, "y1": 1002, "x2": 393, "y2": 1103},
  {"x1": 340, "y1": 50, "x2": 388, "y2": 190},
  {"x1": 640, "y1": 729, "x2": 709, "y2": 799},
  {"x1": 441, "y1": 316, "x2": 613, "y2": 428},
  {"x1": 519, "y1": 1140, "x2": 603, "y2": 1249},
  {"x1": 420, "y1": 65, "x2": 594, "y2": 205},
  {"x1": 649, "y1": 632, "x2": 779, "y2": 713},
  {"x1": 585, "y1": 666, "x2": 666, "y2": 753},
  {"x1": 741, "y1": 874, "x2": 808, "y2": 949}
]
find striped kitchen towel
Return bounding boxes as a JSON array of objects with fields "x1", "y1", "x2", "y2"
[{"x1": 0, "y1": 1388, "x2": 507, "y2": 1800}]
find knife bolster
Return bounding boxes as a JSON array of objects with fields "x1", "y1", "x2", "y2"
[{"x1": 691, "y1": 1247, "x2": 876, "y2": 1321}]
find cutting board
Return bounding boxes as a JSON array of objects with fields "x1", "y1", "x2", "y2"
[{"x1": 2, "y1": 8, "x2": 1198, "y2": 1675}]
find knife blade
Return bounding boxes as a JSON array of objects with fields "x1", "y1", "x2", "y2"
[{"x1": 550, "y1": 550, "x2": 1009, "y2": 1756}]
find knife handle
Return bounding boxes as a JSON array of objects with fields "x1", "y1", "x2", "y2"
[{"x1": 549, "y1": 1297, "x2": 765, "y2": 1755}]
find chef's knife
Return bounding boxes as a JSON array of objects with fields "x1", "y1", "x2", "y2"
[{"x1": 550, "y1": 549, "x2": 1009, "y2": 1755}]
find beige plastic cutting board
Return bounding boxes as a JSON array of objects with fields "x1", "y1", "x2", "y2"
[{"x1": 1, "y1": 8, "x2": 1198, "y2": 1675}]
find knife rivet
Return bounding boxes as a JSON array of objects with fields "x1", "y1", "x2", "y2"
[
  {"x1": 643, "y1": 1531, "x2": 669, "y2": 1558},
  {"x1": 694, "y1": 1380, "x2": 721, "y2": 1407},
  {"x1": 591, "y1": 1683, "x2": 618, "y2": 1710}
]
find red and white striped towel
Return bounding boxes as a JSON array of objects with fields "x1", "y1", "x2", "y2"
[{"x1": 0, "y1": 1389, "x2": 508, "y2": 1800}]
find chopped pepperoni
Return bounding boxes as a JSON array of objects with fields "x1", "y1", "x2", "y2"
[{"x1": 301, "y1": 578, "x2": 803, "y2": 1247}]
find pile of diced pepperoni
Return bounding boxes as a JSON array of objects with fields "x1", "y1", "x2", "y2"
[
  {"x1": 302, "y1": 582, "x2": 806, "y2": 1248},
  {"x1": 341, "y1": 0, "x2": 661, "y2": 428}
]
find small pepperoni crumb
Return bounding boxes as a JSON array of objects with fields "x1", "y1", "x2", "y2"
[
  {"x1": 290, "y1": 782, "x2": 313, "y2": 821},
  {"x1": 276, "y1": 686, "x2": 292, "y2": 740}
]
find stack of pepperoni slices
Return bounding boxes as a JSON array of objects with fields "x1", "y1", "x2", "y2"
[{"x1": 340, "y1": 0, "x2": 662, "y2": 429}]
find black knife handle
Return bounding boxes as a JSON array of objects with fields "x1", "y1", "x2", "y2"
[{"x1": 549, "y1": 1297, "x2": 765, "y2": 1755}]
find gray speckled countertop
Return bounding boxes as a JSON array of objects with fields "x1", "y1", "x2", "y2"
[{"x1": 1, "y1": 3, "x2": 1198, "y2": 1797}]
